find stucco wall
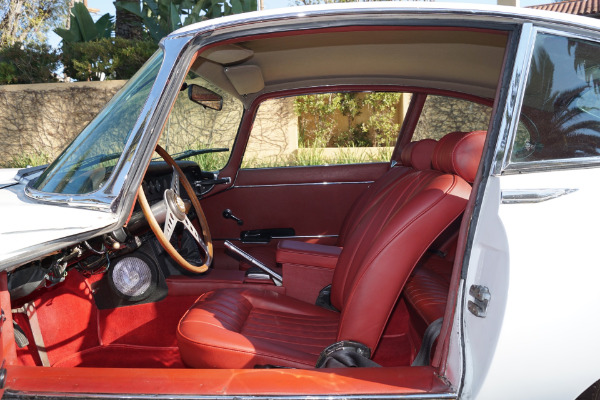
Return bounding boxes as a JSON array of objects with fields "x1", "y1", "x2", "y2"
[{"x1": 0, "y1": 81, "x2": 126, "y2": 166}]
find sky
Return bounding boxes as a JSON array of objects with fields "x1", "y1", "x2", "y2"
[{"x1": 48, "y1": 0, "x2": 553, "y2": 48}]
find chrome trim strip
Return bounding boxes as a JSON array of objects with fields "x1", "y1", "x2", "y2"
[
  {"x1": 501, "y1": 188, "x2": 578, "y2": 204},
  {"x1": 2, "y1": 390, "x2": 457, "y2": 400},
  {"x1": 272, "y1": 234, "x2": 338, "y2": 239},
  {"x1": 492, "y1": 23, "x2": 535, "y2": 176},
  {"x1": 234, "y1": 181, "x2": 374, "y2": 188},
  {"x1": 504, "y1": 156, "x2": 600, "y2": 173},
  {"x1": 215, "y1": 235, "x2": 339, "y2": 241}
]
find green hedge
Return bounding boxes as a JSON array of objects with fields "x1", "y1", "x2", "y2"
[
  {"x1": 0, "y1": 43, "x2": 60, "y2": 84},
  {"x1": 62, "y1": 37, "x2": 157, "y2": 81}
]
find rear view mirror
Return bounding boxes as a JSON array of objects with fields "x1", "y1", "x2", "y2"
[{"x1": 188, "y1": 84, "x2": 223, "y2": 111}]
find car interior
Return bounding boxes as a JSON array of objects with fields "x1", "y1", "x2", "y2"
[{"x1": 2, "y1": 24, "x2": 510, "y2": 394}]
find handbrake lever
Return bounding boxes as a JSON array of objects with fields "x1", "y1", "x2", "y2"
[{"x1": 224, "y1": 241, "x2": 282, "y2": 286}]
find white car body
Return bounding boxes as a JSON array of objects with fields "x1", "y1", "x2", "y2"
[{"x1": 0, "y1": 3, "x2": 599, "y2": 399}]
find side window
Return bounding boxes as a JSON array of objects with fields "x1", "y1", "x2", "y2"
[
  {"x1": 412, "y1": 95, "x2": 491, "y2": 141},
  {"x1": 511, "y1": 33, "x2": 600, "y2": 163},
  {"x1": 242, "y1": 92, "x2": 411, "y2": 168},
  {"x1": 158, "y1": 71, "x2": 243, "y2": 171}
]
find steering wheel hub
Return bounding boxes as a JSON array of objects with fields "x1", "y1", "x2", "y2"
[{"x1": 164, "y1": 189, "x2": 187, "y2": 220}]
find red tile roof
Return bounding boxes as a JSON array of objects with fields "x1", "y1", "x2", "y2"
[{"x1": 529, "y1": 0, "x2": 600, "y2": 17}]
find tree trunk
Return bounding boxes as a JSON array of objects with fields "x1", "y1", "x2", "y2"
[{"x1": 115, "y1": 0, "x2": 143, "y2": 40}]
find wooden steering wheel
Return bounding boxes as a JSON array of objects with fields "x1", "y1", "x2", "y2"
[{"x1": 137, "y1": 144, "x2": 213, "y2": 273}]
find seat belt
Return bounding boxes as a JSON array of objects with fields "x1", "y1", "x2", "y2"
[
  {"x1": 411, "y1": 317, "x2": 443, "y2": 367},
  {"x1": 12, "y1": 302, "x2": 50, "y2": 367}
]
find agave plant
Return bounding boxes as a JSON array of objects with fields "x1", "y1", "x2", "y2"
[
  {"x1": 116, "y1": 0, "x2": 258, "y2": 44},
  {"x1": 54, "y1": 2, "x2": 114, "y2": 43}
]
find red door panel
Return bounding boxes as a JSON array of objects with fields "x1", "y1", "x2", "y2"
[{"x1": 201, "y1": 163, "x2": 389, "y2": 269}]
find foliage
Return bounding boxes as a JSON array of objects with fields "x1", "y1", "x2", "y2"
[
  {"x1": 1, "y1": 152, "x2": 50, "y2": 168},
  {"x1": 294, "y1": 0, "x2": 432, "y2": 5},
  {"x1": 115, "y1": 0, "x2": 258, "y2": 44},
  {"x1": 0, "y1": 43, "x2": 60, "y2": 84},
  {"x1": 294, "y1": 92, "x2": 405, "y2": 148},
  {"x1": 61, "y1": 37, "x2": 157, "y2": 81},
  {"x1": 241, "y1": 146, "x2": 393, "y2": 169},
  {"x1": 362, "y1": 92, "x2": 403, "y2": 146},
  {"x1": 0, "y1": 0, "x2": 69, "y2": 46},
  {"x1": 116, "y1": 0, "x2": 145, "y2": 40},
  {"x1": 54, "y1": 2, "x2": 113, "y2": 44}
]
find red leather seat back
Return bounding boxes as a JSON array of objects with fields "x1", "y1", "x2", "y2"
[
  {"x1": 331, "y1": 131, "x2": 485, "y2": 350},
  {"x1": 338, "y1": 139, "x2": 438, "y2": 245}
]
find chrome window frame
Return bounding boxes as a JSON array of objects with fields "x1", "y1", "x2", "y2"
[
  {"x1": 500, "y1": 26, "x2": 600, "y2": 175},
  {"x1": 22, "y1": 34, "x2": 199, "y2": 213}
]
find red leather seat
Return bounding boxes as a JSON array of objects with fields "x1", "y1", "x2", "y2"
[{"x1": 177, "y1": 131, "x2": 486, "y2": 368}]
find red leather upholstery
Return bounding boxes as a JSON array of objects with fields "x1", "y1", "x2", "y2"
[
  {"x1": 178, "y1": 131, "x2": 486, "y2": 368},
  {"x1": 432, "y1": 130, "x2": 486, "y2": 183},
  {"x1": 177, "y1": 289, "x2": 339, "y2": 368},
  {"x1": 403, "y1": 253, "x2": 453, "y2": 328},
  {"x1": 400, "y1": 139, "x2": 437, "y2": 170},
  {"x1": 330, "y1": 171, "x2": 470, "y2": 349},
  {"x1": 276, "y1": 241, "x2": 341, "y2": 269}
]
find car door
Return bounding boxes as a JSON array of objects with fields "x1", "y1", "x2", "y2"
[
  {"x1": 200, "y1": 93, "x2": 410, "y2": 269},
  {"x1": 459, "y1": 27, "x2": 600, "y2": 399}
]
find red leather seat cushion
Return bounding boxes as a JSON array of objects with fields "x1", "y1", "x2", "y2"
[
  {"x1": 177, "y1": 288, "x2": 339, "y2": 368},
  {"x1": 403, "y1": 254, "x2": 453, "y2": 327}
]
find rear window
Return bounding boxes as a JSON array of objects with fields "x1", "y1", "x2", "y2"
[{"x1": 413, "y1": 95, "x2": 491, "y2": 141}]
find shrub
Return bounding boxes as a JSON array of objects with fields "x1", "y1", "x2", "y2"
[
  {"x1": 62, "y1": 37, "x2": 157, "y2": 81},
  {"x1": 0, "y1": 43, "x2": 60, "y2": 84}
]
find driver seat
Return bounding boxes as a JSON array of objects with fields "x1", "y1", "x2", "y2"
[{"x1": 177, "y1": 130, "x2": 486, "y2": 368}]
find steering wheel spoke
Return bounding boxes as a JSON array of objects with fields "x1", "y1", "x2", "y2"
[
  {"x1": 183, "y1": 216, "x2": 209, "y2": 255},
  {"x1": 163, "y1": 208, "x2": 178, "y2": 241},
  {"x1": 171, "y1": 168, "x2": 180, "y2": 196}
]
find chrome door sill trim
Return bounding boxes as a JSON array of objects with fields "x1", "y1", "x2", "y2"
[
  {"x1": 234, "y1": 181, "x2": 374, "y2": 188},
  {"x1": 501, "y1": 188, "x2": 578, "y2": 204},
  {"x1": 2, "y1": 390, "x2": 457, "y2": 400}
]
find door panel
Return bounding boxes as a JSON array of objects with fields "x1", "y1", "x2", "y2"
[{"x1": 201, "y1": 163, "x2": 390, "y2": 268}]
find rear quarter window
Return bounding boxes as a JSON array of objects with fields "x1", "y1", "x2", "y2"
[{"x1": 511, "y1": 33, "x2": 600, "y2": 163}]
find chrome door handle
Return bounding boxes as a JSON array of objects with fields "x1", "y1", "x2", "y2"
[{"x1": 501, "y1": 188, "x2": 578, "y2": 204}]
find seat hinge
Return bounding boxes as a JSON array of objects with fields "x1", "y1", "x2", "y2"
[{"x1": 468, "y1": 285, "x2": 491, "y2": 318}]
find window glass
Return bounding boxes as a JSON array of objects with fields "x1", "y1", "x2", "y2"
[
  {"x1": 413, "y1": 95, "x2": 491, "y2": 141},
  {"x1": 32, "y1": 51, "x2": 163, "y2": 194},
  {"x1": 158, "y1": 72, "x2": 243, "y2": 171},
  {"x1": 511, "y1": 33, "x2": 600, "y2": 162},
  {"x1": 242, "y1": 92, "x2": 411, "y2": 168}
]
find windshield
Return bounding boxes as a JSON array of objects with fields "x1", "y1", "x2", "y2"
[{"x1": 31, "y1": 50, "x2": 164, "y2": 195}]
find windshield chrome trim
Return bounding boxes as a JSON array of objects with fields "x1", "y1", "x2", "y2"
[{"x1": 23, "y1": 50, "x2": 170, "y2": 211}]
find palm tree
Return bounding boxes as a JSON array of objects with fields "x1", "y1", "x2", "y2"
[{"x1": 115, "y1": 0, "x2": 144, "y2": 40}]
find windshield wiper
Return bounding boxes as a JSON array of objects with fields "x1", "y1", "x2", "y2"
[{"x1": 172, "y1": 148, "x2": 229, "y2": 161}]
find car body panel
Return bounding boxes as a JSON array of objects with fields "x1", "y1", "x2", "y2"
[
  {"x1": 464, "y1": 168, "x2": 600, "y2": 399},
  {"x1": 1, "y1": 3, "x2": 600, "y2": 399},
  {"x1": 0, "y1": 180, "x2": 116, "y2": 264}
]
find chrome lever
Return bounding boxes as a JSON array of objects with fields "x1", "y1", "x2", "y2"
[{"x1": 223, "y1": 241, "x2": 282, "y2": 286}]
